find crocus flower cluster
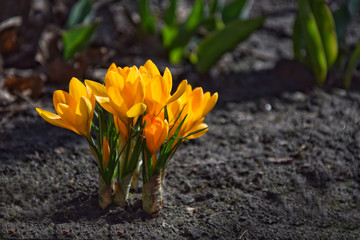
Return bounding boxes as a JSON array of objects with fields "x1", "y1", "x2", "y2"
[{"x1": 36, "y1": 60, "x2": 218, "y2": 216}]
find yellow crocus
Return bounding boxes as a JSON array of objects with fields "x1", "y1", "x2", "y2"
[
  {"x1": 36, "y1": 77, "x2": 95, "y2": 138},
  {"x1": 85, "y1": 63, "x2": 147, "y2": 125},
  {"x1": 143, "y1": 114, "x2": 169, "y2": 165},
  {"x1": 140, "y1": 60, "x2": 188, "y2": 116},
  {"x1": 168, "y1": 85, "x2": 218, "y2": 139}
]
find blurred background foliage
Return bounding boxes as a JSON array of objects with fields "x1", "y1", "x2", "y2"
[
  {"x1": 138, "y1": 0, "x2": 265, "y2": 72},
  {"x1": 0, "y1": 0, "x2": 359, "y2": 101},
  {"x1": 293, "y1": 0, "x2": 360, "y2": 87}
]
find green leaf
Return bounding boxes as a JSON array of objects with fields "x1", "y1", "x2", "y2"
[
  {"x1": 164, "y1": 0, "x2": 178, "y2": 26},
  {"x1": 168, "y1": 0, "x2": 204, "y2": 49},
  {"x1": 162, "y1": 25, "x2": 179, "y2": 47},
  {"x1": 195, "y1": 17, "x2": 265, "y2": 72},
  {"x1": 297, "y1": 0, "x2": 328, "y2": 85},
  {"x1": 309, "y1": 0, "x2": 338, "y2": 68},
  {"x1": 66, "y1": 0, "x2": 93, "y2": 28},
  {"x1": 169, "y1": 46, "x2": 185, "y2": 64},
  {"x1": 222, "y1": 0, "x2": 246, "y2": 24},
  {"x1": 184, "y1": 0, "x2": 204, "y2": 32},
  {"x1": 344, "y1": 42, "x2": 360, "y2": 89},
  {"x1": 62, "y1": 20, "x2": 100, "y2": 60},
  {"x1": 139, "y1": 0, "x2": 156, "y2": 34},
  {"x1": 162, "y1": 0, "x2": 204, "y2": 63},
  {"x1": 211, "y1": 0, "x2": 221, "y2": 14}
]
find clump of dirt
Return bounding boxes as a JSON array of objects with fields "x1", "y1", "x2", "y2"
[{"x1": 1, "y1": 87, "x2": 360, "y2": 239}]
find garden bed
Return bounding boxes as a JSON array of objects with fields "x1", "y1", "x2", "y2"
[
  {"x1": 1, "y1": 86, "x2": 360, "y2": 239},
  {"x1": 1, "y1": 0, "x2": 360, "y2": 239}
]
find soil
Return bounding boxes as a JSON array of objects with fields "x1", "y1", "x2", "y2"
[
  {"x1": 2, "y1": 86, "x2": 360, "y2": 239},
  {"x1": 1, "y1": 0, "x2": 360, "y2": 239}
]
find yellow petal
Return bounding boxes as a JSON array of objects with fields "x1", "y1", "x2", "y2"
[
  {"x1": 69, "y1": 77, "x2": 87, "y2": 103},
  {"x1": 87, "y1": 88, "x2": 96, "y2": 112},
  {"x1": 144, "y1": 60, "x2": 160, "y2": 77},
  {"x1": 186, "y1": 123, "x2": 208, "y2": 139},
  {"x1": 163, "y1": 67, "x2": 172, "y2": 94},
  {"x1": 167, "y1": 80, "x2": 188, "y2": 104},
  {"x1": 85, "y1": 80, "x2": 108, "y2": 98},
  {"x1": 36, "y1": 108, "x2": 66, "y2": 128},
  {"x1": 127, "y1": 66, "x2": 140, "y2": 84},
  {"x1": 36, "y1": 108, "x2": 80, "y2": 135},
  {"x1": 108, "y1": 63, "x2": 117, "y2": 72},
  {"x1": 203, "y1": 92, "x2": 218, "y2": 116},
  {"x1": 190, "y1": 87, "x2": 204, "y2": 112},
  {"x1": 126, "y1": 103, "x2": 147, "y2": 118},
  {"x1": 105, "y1": 70, "x2": 124, "y2": 90},
  {"x1": 53, "y1": 90, "x2": 76, "y2": 112},
  {"x1": 108, "y1": 86, "x2": 127, "y2": 116},
  {"x1": 151, "y1": 75, "x2": 167, "y2": 103},
  {"x1": 132, "y1": 79, "x2": 145, "y2": 105},
  {"x1": 57, "y1": 103, "x2": 76, "y2": 126},
  {"x1": 75, "y1": 96, "x2": 93, "y2": 136}
]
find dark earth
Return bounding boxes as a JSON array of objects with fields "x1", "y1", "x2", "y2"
[{"x1": 1, "y1": 0, "x2": 360, "y2": 239}]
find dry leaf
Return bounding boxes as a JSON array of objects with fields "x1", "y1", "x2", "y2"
[
  {"x1": 4, "y1": 72, "x2": 45, "y2": 98},
  {"x1": 0, "y1": 16, "x2": 22, "y2": 54}
]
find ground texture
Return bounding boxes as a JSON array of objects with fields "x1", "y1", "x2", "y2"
[{"x1": 1, "y1": 87, "x2": 360, "y2": 239}]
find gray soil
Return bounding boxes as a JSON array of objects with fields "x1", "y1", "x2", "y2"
[{"x1": 1, "y1": 87, "x2": 360, "y2": 239}]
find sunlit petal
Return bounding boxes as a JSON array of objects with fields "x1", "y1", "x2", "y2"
[
  {"x1": 127, "y1": 66, "x2": 140, "y2": 84},
  {"x1": 144, "y1": 60, "x2": 160, "y2": 77},
  {"x1": 75, "y1": 96, "x2": 93, "y2": 136},
  {"x1": 53, "y1": 90, "x2": 76, "y2": 112},
  {"x1": 36, "y1": 108, "x2": 80, "y2": 135},
  {"x1": 69, "y1": 77, "x2": 88, "y2": 103},
  {"x1": 203, "y1": 92, "x2": 218, "y2": 116},
  {"x1": 186, "y1": 123, "x2": 208, "y2": 139},
  {"x1": 85, "y1": 80, "x2": 108, "y2": 98},
  {"x1": 126, "y1": 103, "x2": 147, "y2": 118},
  {"x1": 167, "y1": 80, "x2": 188, "y2": 104}
]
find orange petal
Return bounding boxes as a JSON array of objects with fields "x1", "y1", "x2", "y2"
[{"x1": 102, "y1": 136, "x2": 110, "y2": 167}]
